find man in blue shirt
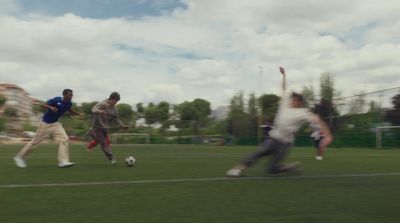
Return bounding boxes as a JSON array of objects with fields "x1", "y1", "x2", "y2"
[{"x1": 14, "y1": 89, "x2": 83, "y2": 168}]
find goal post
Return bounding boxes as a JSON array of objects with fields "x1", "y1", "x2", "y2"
[
  {"x1": 111, "y1": 133, "x2": 150, "y2": 144},
  {"x1": 376, "y1": 126, "x2": 400, "y2": 148}
]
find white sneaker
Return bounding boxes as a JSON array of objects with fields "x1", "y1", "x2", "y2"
[
  {"x1": 14, "y1": 156, "x2": 27, "y2": 168},
  {"x1": 226, "y1": 168, "x2": 242, "y2": 177},
  {"x1": 58, "y1": 161, "x2": 75, "y2": 168},
  {"x1": 315, "y1": 156, "x2": 323, "y2": 160},
  {"x1": 110, "y1": 160, "x2": 117, "y2": 165}
]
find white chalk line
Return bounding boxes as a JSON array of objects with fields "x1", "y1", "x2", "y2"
[{"x1": 1, "y1": 172, "x2": 400, "y2": 188}]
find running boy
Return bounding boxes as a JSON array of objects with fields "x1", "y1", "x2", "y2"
[
  {"x1": 86, "y1": 92, "x2": 127, "y2": 165},
  {"x1": 226, "y1": 67, "x2": 333, "y2": 176}
]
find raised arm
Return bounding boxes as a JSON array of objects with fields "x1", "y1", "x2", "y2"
[{"x1": 279, "y1": 66, "x2": 286, "y2": 91}]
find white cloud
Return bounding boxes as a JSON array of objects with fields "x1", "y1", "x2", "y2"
[{"x1": 0, "y1": 0, "x2": 399, "y2": 109}]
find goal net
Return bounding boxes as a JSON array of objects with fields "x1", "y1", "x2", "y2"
[
  {"x1": 110, "y1": 133, "x2": 151, "y2": 144},
  {"x1": 376, "y1": 126, "x2": 400, "y2": 148}
]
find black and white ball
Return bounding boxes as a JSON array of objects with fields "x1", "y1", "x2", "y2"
[{"x1": 124, "y1": 156, "x2": 136, "y2": 167}]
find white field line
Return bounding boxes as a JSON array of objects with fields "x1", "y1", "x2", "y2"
[{"x1": 1, "y1": 172, "x2": 400, "y2": 189}]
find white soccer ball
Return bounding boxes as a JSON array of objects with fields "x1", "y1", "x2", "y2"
[{"x1": 124, "y1": 156, "x2": 136, "y2": 167}]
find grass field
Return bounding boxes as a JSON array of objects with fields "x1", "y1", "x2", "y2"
[{"x1": 1, "y1": 143, "x2": 400, "y2": 223}]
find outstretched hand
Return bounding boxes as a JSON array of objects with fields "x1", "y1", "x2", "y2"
[{"x1": 279, "y1": 66, "x2": 286, "y2": 76}]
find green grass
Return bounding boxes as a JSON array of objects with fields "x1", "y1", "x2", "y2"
[{"x1": 1, "y1": 144, "x2": 400, "y2": 223}]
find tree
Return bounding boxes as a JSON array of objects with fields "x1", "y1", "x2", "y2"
[
  {"x1": 117, "y1": 103, "x2": 134, "y2": 122},
  {"x1": 176, "y1": 99, "x2": 211, "y2": 131},
  {"x1": 301, "y1": 86, "x2": 315, "y2": 108},
  {"x1": 348, "y1": 92, "x2": 366, "y2": 114},
  {"x1": 248, "y1": 93, "x2": 258, "y2": 141},
  {"x1": 136, "y1": 103, "x2": 145, "y2": 113},
  {"x1": 81, "y1": 102, "x2": 98, "y2": 115},
  {"x1": 227, "y1": 91, "x2": 250, "y2": 140},
  {"x1": 0, "y1": 117, "x2": 5, "y2": 132},
  {"x1": 144, "y1": 102, "x2": 170, "y2": 125},
  {"x1": 258, "y1": 94, "x2": 280, "y2": 121},
  {"x1": 0, "y1": 95, "x2": 6, "y2": 107},
  {"x1": 4, "y1": 107, "x2": 18, "y2": 117},
  {"x1": 385, "y1": 94, "x2": 400, "y2": 125},
  {"x1": 317, "y1": 73, "x2": 340, "y2": 127}
]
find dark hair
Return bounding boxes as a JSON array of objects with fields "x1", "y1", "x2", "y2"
[
  {"x1": 109, "y1": 92, "x2": 120, "y2": 101},
  {"x1": 63, "y1": 89, "x2": 73, "y2": 96},
  {"x1": 291, "y1": 92, "x2": 304, "y2": 103}
]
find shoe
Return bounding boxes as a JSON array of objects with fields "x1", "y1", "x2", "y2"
[
  {"x1": 14, "y1": 156, "x2": 27, "y2": 168},
  {"x1": 226, "y1": 168, "x2": 242, "y2": 177},
  {"x1": 315, "y1": 156, "x2": 323, "y2": 160},
  {"x1": 58, "y1": 161, "x2": 75, "y2": 168},
  {"x1": 111, "y1": 160, "x2": 117, "y2": 165}
]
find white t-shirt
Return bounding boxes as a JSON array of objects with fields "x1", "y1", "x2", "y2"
[{"x1": 269, "y1": 92, "x2": 315, "y2": 143}]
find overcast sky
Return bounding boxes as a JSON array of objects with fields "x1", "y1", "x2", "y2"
[{"x1": 0, "y1": 0, "x2": 399, "y2": 108}]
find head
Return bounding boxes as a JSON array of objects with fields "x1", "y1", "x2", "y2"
[
  {"x1": 108, "y1": 92, "x2": 120, "y2": 107},
  {"x1": 290, "y1": 92, "x2": 304, "y2": 108},
  {"x1": 62, "y1": 89, "x2": 73, "y2": 102}
]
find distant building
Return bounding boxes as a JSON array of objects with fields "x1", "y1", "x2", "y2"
[
  {"x1": 0, "y1": 83, "x2": 37, "y2": 132},
  {"x1": 211, "y1": 106, "x2": 229, "y2": 120}
]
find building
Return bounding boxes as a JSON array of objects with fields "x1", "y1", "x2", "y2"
[{"x1": 0, "y1": 83, "x2": 37, "y2": 132}]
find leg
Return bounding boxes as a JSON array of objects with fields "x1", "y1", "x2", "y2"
[
  {"x1": 17, "y1": 122, "x2": 51, "y2": 159},
  {"x1": 226, "y1": 138, "x2": 274, "y2": 176},
  {"x1": 52, "y1": 123, "x2": 71, "y2": 164},
  {"x1": 91, "y1": 129, "x2": 114, "y2": 162},
  {"x1": 242, "y1": 138, "x2": 274, "y2": 167},
  {"x1": 268, "y1": 142, "x2": 292, "y2": 174}
]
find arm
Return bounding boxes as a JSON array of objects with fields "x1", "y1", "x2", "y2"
[
  {"x1": 69, "y1": 108, "x2": 84, "y2": 117},
  {"x1": 279, "y1": 66, "x2": 286, "y2": 91},
  {"x1": 41, "y1": 102, "x2": 58, "y2": 113},
  {"x1": 91, "y1": 102, "x2": 106, "y2": 115}
]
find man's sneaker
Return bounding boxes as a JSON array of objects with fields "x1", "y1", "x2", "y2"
[
  {"x1": 111, "y1": 160, "x2": 117, "y2": 165},
  {"x1": 226, "y1": 168, "x2": 242, "y2": 177},
  {"x1": 14, "y1": 156, "x2": 27, "y2": 168},
  {"x1": 58, "y1": 161, "x2": 75, "y2": 168},
  {"x1": 316, "y1": 156, "x2": 323, "y2": 160}
]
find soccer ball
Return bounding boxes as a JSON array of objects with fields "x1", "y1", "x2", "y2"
[{"x1": 124, "y1": 156, "x2": 136, "y2": 167}]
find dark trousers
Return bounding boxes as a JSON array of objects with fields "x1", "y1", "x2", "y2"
[
  {"x1": 89, "y1": 129, "x2": 113, "y2": 161},
  {"x1": 242, "y1": 137, "x2": 292, "y2": 174}
]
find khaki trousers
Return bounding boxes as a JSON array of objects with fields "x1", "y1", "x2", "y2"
[{"x1": 18, "y1": 121, "x2": 70, "y2": 163}]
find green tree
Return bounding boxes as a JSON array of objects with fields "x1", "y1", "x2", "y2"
[
  {"x1": 81, "y1": 102, "x2": 98, "y2": 115},
  {"x1": 4, "y1": 107, "x2": 18, "y2": 117},
  {"x1": 227, "y1": 91, "x2": 251, "y2": 142},
  {"x1": 385, "y1": 94, "x2": 400, "y2": 125},
  {"x1": 0, "y1": 95, "x2": 6, "y2": 107},
  {"x1": 258, "y1": 94, "x2": 280, "y2": 121},
  {"x1": 301, "y1": 86, "x2": 315, "y2": 108},
  {"x1": 136, "y1": 103, "x2": 145, "y2": 113},
  {"x1": 248, "y1": 93, "x2": 258, "y2": 141},
  {"x1": 348, "y1": 92, "x2": 366, "y2": 114},
  {"x1": 0, "y1": 117, "x2": 5, "y2": 132}
]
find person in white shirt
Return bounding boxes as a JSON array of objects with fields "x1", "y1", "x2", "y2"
[
  {"x1": 309, "y1": 123, "x2": 325, "y2": 160},
  {"x1": 226, "y1": 67, "x2": 333, "y2": 176}
]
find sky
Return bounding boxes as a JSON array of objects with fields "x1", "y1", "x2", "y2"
[{"x1": 0, "y1": 0, "x2": 399, "y2": 109}]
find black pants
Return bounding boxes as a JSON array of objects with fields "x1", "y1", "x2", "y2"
[{"x1": 242, "y1": 137, "x2": 292, "y2": 174}]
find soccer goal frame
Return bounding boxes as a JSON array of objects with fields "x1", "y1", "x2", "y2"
[
  {"x1": 375, "y1": 126, "x2": 400, "y2": 148},
  {"x1": 110, "y1": 133, "x2": 151, "y2": 144}
]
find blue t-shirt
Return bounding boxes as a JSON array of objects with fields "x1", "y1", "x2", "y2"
[{"x1": 42, "y1": 97, "x2": 72, "y2": 123}]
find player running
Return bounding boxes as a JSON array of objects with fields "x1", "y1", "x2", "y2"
[
  {"x1": 14, "y1": 89, "x2": 83, "y2": 168},
  {"x1": 86, "y1": 92, "x2": 127, "y2": 165},
  {"x1": 226, "y1": 67, "x2": 333, "y2": 176}
]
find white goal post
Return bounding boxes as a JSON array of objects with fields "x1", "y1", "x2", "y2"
[
  {"x1": 111, "y1": 133, "x2": 151, "y2": 144},
  {"x1": 376, "y1": 126, "x2": 400, "y2": 148}
]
